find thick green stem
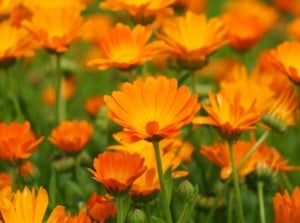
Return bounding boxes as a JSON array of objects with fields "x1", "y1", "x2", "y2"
[
  {"x1": 152, "y1": 141, "x2": 173, "y2": 223},
  {"x1": 145, "y1": 203, "x2": 152, "y2": 223},
  {"x1": 257, "y1": 181, "x2": 266, "y2": 223},
  {"x1": 10, "y1": 164, "x2": 18, "y2": 192},
  {"x1": 55, "y1": 54, "x2": 65, "y2": 124},
  {"x1": 116, "y1": 196, "x2": 124, "y2": 223},
  {"x1": 228, "y1": 141, "x2": 245, "y2": 223}
]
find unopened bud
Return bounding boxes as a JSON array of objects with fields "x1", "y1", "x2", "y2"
[{"x1": 127, "y1": 209, "x2": 146, "y2": 223}]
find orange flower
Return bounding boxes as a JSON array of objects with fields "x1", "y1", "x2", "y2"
[
  {"x1": 193, "y1": 92, "x2": 261, "y2": 140},
  {"x1": 221, "y1": 0, "x2": 278, "y2": 51},
  {"x1": 49, "y1": 120, "x2": 93, "y2": 153},
  {"x1": 84, "y1": 95, "x2": 105, "y2": 117},
  {"x1": 0, "y1": 0, "x2": 21, "y2": 15},
  {"x1": 262, "y1": 87, "x2": 298, "y2": 132},
  {"x1": 100, "y1": 0, "x2": 176, "y2": 20},
  {"x1": 86, "y1": 23, "x2": 165, "y2": 71},
  {"x1": 87, "y1": 193, "x2": 117, "y2": 223},
  {"x1": 0, "y1": 121, "x2": 44, "y2": 163},
  {"x1": 173, "y1": 0, "x2": 206, "y2": 13},
  {"x1": 18, "y1": 161, "x2": 38, "y2": 181},
  {"x1": 61, "y1": 209, "x2": 91, "y2": 223},
  {"x1": 0, "y1": 20, "x2": 36, "y2": 64},
  {"x1": 22, "y1": 0, "x2": 85, "y2": 12},
  {"x1": 268, "y1": 41, "x2": 300, "y2": 84},
  {"x1": 273, "y1": 187, "x2": 300, "y2": 223},
  {"x1": 273, "y1": 0, "x2": 300, "y2": 15},
  {"x1": 0, "y1": 173, "x2": 11, "y2": 190},
  {"x1": 287, "y1": 17, "x2": 300, "y2": 40},
  {"x1": 219, "y1": 64, "x2": 276, "y2": 113},
  {"x1": 41, "y1": 77, "x2": 76, "y2": 106},
  {"x1": 88, "y1": 151, "x2": 147, "y2": 193},
  {"x1": 201, "y1": 140, "x2": 260, "y2": 180},
  {"x1": 0, "y1": 186, "x2": 65, "y2": 223},
  {"x1": 109, "y1": 139, "x2": 189, "y2": 196},
  {"x1": 22, "y1": 8, "x2": 83, "y2": 53},
  {"x1": 157, "y1": 11, "x2": 227, "y2": 65},
  {"x1": 104, "y1": 76, "x2": 200, "y2": 143}
]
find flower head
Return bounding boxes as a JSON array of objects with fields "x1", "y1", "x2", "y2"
[
  {"x1": 88, "y1": 151, "x2": 147, "y2": 194},
  {"x1": 157, "y1": 11, "x2": 227, "y2": 67},
  {"x1": 193, "y1": 92, "x2": 261, "y2": 141},
  {"x1": 201, "y1": 140, "x2": 260, "y2": 180},
  {"x1": 100, "y1": 0, "x2": 176, "y2": 20},
  {"x1": 22, "y1": 8, "x2": 83, "y2": 53},
  {"x1": 0, "y1": 186, "x2": 65, "y2": 223},
  {"x1": 49, "y1": 120, "x2": 93, "y2": 153},
  {"x1": 0, "y1": 121, "x2": 44, "y2": 163},
  {"x1": 84, "y1": 95, "x2": 105, "y2": 117},
  {"x1": 104, "y1": 76, "x2": 200, "y2": 143},
  {"x1": 268, "y1": 41, "x2": 300, "y2": 84},
  {"x1": 273, "y1": 187, "x2": 300, "y2": 223},
  {"x1": 87, "y1": 193, "x2": 117, "y2": 223},
  {"x1": 87, "y1": 23, "x2": 165, "y2": 71}
]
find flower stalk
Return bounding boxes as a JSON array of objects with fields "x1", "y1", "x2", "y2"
[
  {"x1": 257, "y1": 181, "x2": 266, "y2": 223},
  {"x1": 55, "y1": 53, "x2": 65, "y2": 124}
]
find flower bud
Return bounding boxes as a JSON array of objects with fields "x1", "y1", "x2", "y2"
[
  {"x1": 127, "y1": 209, "x2": 146, "y2": 223},
  {"x1": 178, "y1": 180, "x2": 195, "y2": 202}
]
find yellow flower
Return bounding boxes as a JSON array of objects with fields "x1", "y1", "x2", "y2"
[
  {"x1": 22, "y1": 0, "x2": 85, "y2": 12},
  {"x1": 157, "y1": 11, "x2": 227, "y2": 65},
  {"x1": 86, "y1": 23, "x2": 165, "y2": 71},
  {"x1": 0, "y1": 0, "x2": 21, "y2": 15},
  {"x1": 22, "y1": 8, "x2": 83, "y2": 53},
  {"x1": 193, "y1": 92, "x2": 261, "y2": 140},
  {"x1": 273, "y1": 187, "x2": 300, "y2": 223},
  {"x1": 268, "y1": 40, "x2": 300, "y2": 84},
  {"x1": 100, "y1": 0, "x2": 176, "y2": 20},
  {"x1": 104, "y1": 76, "x2": 200, "y2": 143}
]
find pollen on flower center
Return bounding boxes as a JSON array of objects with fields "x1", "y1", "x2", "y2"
[{"x1": 146, "y1": 121, "x2": 159, "y2": 135}]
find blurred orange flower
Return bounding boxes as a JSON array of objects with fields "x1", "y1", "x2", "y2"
[
  {"x1": 287, "y1": 17, "x2": 300, "y2": 40},
  {"x1": 41, "y1": 77, "x2": 76, "y2": 106},
  {"x1": 0, "y1": 121, "x2": 44, "y2": 163},
  {"x1": 18, "y1": 160, "x2": 38, "y2": 181},
  {"x1": 62, "y1": 209, "x2": 91, "y2": 223},
  {"x1": 157, "y1": 11, "x2": 227, "y2": 66},
  {"x1": 262, "y1": 87, "x2": 298, "y2": 132},
  {"x1": 221, "y1": 0, "x2": 278, "y2": 51},
  {"x1": 87, "y1": 193, "x2": 117, "y2": 223},
  {"x1": 0, "y1": 0, "x2": 21, "y2": 15},
  {"x1": 0, "y1": 20, "x2": 36, "y2": 64},
  {"x1": 193, "y1": 92, "x2": 261, "y2": 140},
  {"x1": 100, "y1": 0, "x2": 176, "y2": 20},
  {"x1": 84, "y1": 95, "x2": 105, "y2": 117},
  {"x1": 22, "y1": 8, "x2": 83, "y2": 53},
  {"x1": 268, "y1": 41, "x2": 300, "y2": 84},
  {"x1": 173, "y1": 0, "x2": 206, "y2": 13},
  {"x1": 0, "y1": 186, "x2": 65, "y2": 223},
  {"x1": 86, "y1": 23, "x2": 165, "y2": 71},
  {"x1": 89, "y1": 151, "x2": 147, "y2": 193},
  {"x1": 273, "y1": 187, "x2": 300, "y2": 223},
  {"x1": 22, "y1": 0, "x2": 85, "y2": 12},
  {"x1": 0, "y1": 173, "x2": 11, "y2": 190},
  {"x1": 201, "y1": 140, "x2": 260, "y2": 180},
  {"x1": 104, "y1": 76, "x2": 200, "y2": 143},
  {"x1": 49, "y1": 120, "x2": 93, "y2": 153},
  {"x1": 109, "y1": 138, "x2": 189, "y2": 196}
]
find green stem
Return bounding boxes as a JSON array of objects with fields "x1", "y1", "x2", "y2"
[
  {"x1": 55, "y1": 53, "x2": 65, "y2": 124},
  {"x1": 10, "y1": 164, "x2": 18, "y2": 192},
  {"x1": 5, "y1": 69, "x2": 23, "y2": 120},
  {"x1": 191, "y1": 71, "x2": 197, "y2": 93},
  {"x1": 227, "y1": 188, "x2": 233, "y2": 223},
  {"x1": 257, "y1": 181, "x2": 266, "y2": 223},
  {"x1": 152, "y1": 141, "x2": 173, "y2": 223},
  {"x1": 145, "y1": 203, "x2": 152, "y2": 223},
  {"x1": 228, "y1": 141, "x2": 245, "y2": 223},
  {"x1": 116, "y1": 196, "x2": 124, "y2": 223}
]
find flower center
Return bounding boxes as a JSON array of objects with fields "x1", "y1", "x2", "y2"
[{"x1": 145, "y1": 121, "x2": 159, "y2": 135}]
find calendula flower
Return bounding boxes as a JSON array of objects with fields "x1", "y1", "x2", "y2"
[
  {"x1": 193, "y1": 92, "x2": 261, "y2": 141},
  {"x1": 268, "y1": 41, "x2": 300, "y2": 84},
  {"x1": 41, "y1": 77, "x2": 76, "y2": 106},
  {"x1": 86, "y1": 23, "x2": 165, "y2": 71},
  {"x1": 0, "y1": 173, "x2": 11, "y2": 190},
  {"x1": 49, "y1": 120, "x2": 93, "y2": 153},
  {"x1": 173, "y1": 0, "x2": 206, "y2": 13},
  {"x1": 0, "y1": 0, "x2": 21, "y2": 15},
  {"x1": 157, "y1": 11, "x2": 227, "y2": 68},
  {"x1": 0, "y1": 20, "x2": 36, "y2": 64},
  {"x1": 273, "y1": 0, "x2": 300, "y2": 15},
  {"x1": 87, "y1": 193, "x2": 117, "y2": 223},
  {"x1": 100, "y1": 0, "x2": 176, "y2": 21},
  {"x1": 219, "y1": 64, "x2": 276, "y2": 113},
  {"x1": 273, "y1": 187, "x2": 300, "y2": 223},
  {"x1": 201, "y1": 140, "x2": 260, "y2": 180},
  {"x1": 0, "y1": 121, "x2": 44, "y2": 163},
  {"x1": 18, "y1": 161, "x2": 38, "y2": 181},
  {"x1": 109, "y1": 139, "x2": 188, "y2": 197},
  {"x1": 89, "y1": 151, "x2": 147, "y2": 194},
  {"x1": 61, "y1": 209, "x2": 91, "y2": 223},
  {"x1": 84, "y1": 95, "x2": 105, "y2": 117},
  {"x1": 22, "y1": 0, "x2": 85, "y2": 12},
  {"x1": 22, "y1": 8, "x2": 83, "y2": 53},
  {"x1": 221, "y1": 0, "x2": 278, "y2": 51},
  {"x1": 0, "y1": 186, "x2": 65, "y2": 223},
  {"x1": 262, "y1": 87, "x2": 298, "y2": 132},
  {"x1": 104, "y1": 76, "x2": 200, "y2": 143}
]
